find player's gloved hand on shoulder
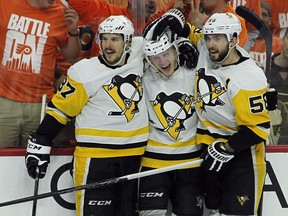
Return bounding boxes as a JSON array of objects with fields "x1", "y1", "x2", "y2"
[
  {"x1": 143, "y1": 9, "x2": 186, "y2": 42},
  {"x1": 177, "y1": 38, "x2": 199, "y2": 69},
  {"x1": 25, "y1": 132, "x2": 52, "y2": 179},
  {"x1": 201, "y1": 141, "x2": 234, "y2": 173}
]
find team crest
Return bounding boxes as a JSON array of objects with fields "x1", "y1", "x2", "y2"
[
  {"x1": 103, "y1": 74, "x2": 143, "y2": 122},
  {"x1": 151, "y1": 92, "x2": 195, "y2": 140},
  {"x1": 194, "y1": 68, "x2": 226, "y2": 112},
  {"x1": 236, "y1": 195, "x2": 249, "y2": 206}
]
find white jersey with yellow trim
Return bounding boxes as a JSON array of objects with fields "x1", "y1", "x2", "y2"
[
  {"x1": 194, "y1": 44, "x2": 270, "y2": 158},
  {"x1": 47, "y1": 37, "x2": 149, "y2": 158},
  {"x1": 141, "y1": 66, "x2": 202, "y2": 168}
]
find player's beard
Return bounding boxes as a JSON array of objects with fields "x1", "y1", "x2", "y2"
[{"x1": 209, "y1": 44, "x2": 230, "y2": 63}]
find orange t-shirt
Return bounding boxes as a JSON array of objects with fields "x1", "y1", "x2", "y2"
[
  {"x1": 230, "y1": 0, "x2": 262, "y2": 31},
  {"x1": 0, "y1": 0, "x2": 68, "y2": 103},
  {"x1": 263, "y1": 0, "x2": 288, "y2": 38},
  {"x1": 249, "y1": 36, "x2": 283, "y2": 66},
  {"x1": 225, "y1": 4, "x2": 248, "y2": 47},
  {"x1": 104, "y1": 0, "x2": 128, "y2": 7}
]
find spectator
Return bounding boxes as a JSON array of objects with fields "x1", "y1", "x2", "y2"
[
  {"x1": 270, "y1": 28, "x2": 288, "y2": 144},
  {"x1": 25, "y1": 15, "x2": 149, "y2": 216},
  {"x1": 0, "y1": 0, "x2": 81, "y2": 147},
  {"x1": 230, "y1": 0, "x2": 262, "y2": 51},
  {"x1": 138, "y1": 33, "x2": 203, "y2": 215},
  {"x1": 262, "y1": 0, "x2": 288, "y2": 39},
  {"x1": 249, "y1": 1, "x2": 283, "y2": 68},
  {"x1": 188, "y1": 0, "x2": 248, "y2": 47}
]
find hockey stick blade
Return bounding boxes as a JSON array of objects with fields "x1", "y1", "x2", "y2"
[
  {"x1": 236, "y1": 6, "x2": 272, "y2": 82},
  {"x1": 0, "y1": 159, "x2": 203, "y2": 207}
]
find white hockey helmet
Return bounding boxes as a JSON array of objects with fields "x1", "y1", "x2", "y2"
[
  {"x1": 97, "y1": 15, "x2": 134, "y2": 44},
  {"x1": 143, "y1": 33, "x2": 176, "y2": 57},
  {"x1": 143, "y1": 33, "x2": 179, "y2": 76},
  {"x1": 203, "y1": 12, "x2": 241, "y2": 42}
]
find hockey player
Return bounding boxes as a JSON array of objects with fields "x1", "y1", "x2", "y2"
[
  {"x1": 194, "y1": 13, "x2": 270, "y2": 216},
  {"x1": 138, "y1": 33, "x2": 203, "y2": 215},
  {"x1": 25, "y1": 15, "x2": 149, "y2": 216}
]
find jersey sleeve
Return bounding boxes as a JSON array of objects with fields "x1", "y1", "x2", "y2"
[
  {"x1": 228, "y1": 83, "x2": 270, "y2": 152},
  {"x1": 46, "y1": 75, "x2": 90, "y2": 125}
]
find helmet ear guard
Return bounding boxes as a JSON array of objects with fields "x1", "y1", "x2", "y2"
[{"x1": 203, "y1": 12, "x2": 241, "y2": 43}]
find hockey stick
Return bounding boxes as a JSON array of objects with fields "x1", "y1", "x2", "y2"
[
  {"x1": 0, "y1": 159, "x2": 203, "y2": 207},
  {"x1": 31, "y1": 94, "x2": 47, "y2": 216},
  {"x1": 236, "y1": 5, "x2": 272, "y2": 83},
  {"x1": 236, "y1": 7, "x2": 273, "y2": 216},
  {"x1": 32, "y1": 167, "x2": 39, "y2": 216}
]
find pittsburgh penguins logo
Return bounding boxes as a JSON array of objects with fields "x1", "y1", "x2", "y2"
[
  {"x1": 194, "y1": 68, "x2": 226, "y2": 112},
  {"x1": 151, "y1": 92, "x2": 195, "y2": 140},
  {"x1": 103, "y1": 74, "x2": 143, "y2": 122}
]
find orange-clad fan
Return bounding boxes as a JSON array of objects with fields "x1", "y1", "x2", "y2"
[
  {"x1": 0, "y1": 0, "x2": 81, "y2": 147},
  {"x1": 263, "y1": 0, "x2": 288, "y2": 39},
  {"x1": 249, "y1": 1, "x2": 283, "y2": 68},
  {"x1": 230, "y1": 0, "x2": 262, "y2": 51}
]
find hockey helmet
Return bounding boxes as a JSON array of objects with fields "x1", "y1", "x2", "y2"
[
  {"x1": 97, "y1": 15, "x2": 134, "y2": 44},
  {"x1": 143, "y1": 33, "x2": 177, "y2": 57},
  {"x1": 203, "y1": 12, "x2": 241, "y2": 42}
]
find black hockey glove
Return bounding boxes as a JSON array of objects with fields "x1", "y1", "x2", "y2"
[
  {"x1": 143, "y1": 9, "x2": 186, "y2": 42},
  {"x1": 201, "y1": 142, "x2": 234, "y2": 173},
  {"x1": 25, "y1": 132, "x2": 51, "y2": 179},
  {"x1": 266, "y1": 88, "x2": 278, "y2": 111},
  {"x1": 177, "y1": 38, "x2": 199, "y2": 69}
]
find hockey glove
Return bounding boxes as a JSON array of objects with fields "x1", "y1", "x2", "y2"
[
  {"x1": 266, "y1": 88, "x2": 278, "y2": 111},
  {"x1": 143, "y1": 9, "x2": 186, "y2": 42},
  {"x1": 177, "y1": 38, "x2": 199, "y2": 69},
  {"x1": 201, "y1": 142, "x2": 234, "y2": 173},
  {"x1": 25, "y1": 132, "x2": 52, "y2": 179}
]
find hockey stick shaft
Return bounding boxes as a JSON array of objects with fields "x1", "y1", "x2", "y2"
[
  {"x1": 236, "y1": 5, "x2": 272, "y2": 83},
  {"x1": 31, "y1": 94, "x2": 47, "y2": 215},
  {"x1": 31, "y1": 168, "x2": 39, "y2": 216},
  {"x1": 0, "y1": 159, "x2": 203, "y2": 207}
]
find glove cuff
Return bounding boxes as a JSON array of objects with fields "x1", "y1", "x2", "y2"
[
  {"x1": 208, "y1": 142, "x2": 234, "y2": 163},
  {"x1": 27, "y1": 142, "x2": 51, "y2": 154},
  {"x1": 27, "y1": 132, "x2": 52, "y2": 154}
]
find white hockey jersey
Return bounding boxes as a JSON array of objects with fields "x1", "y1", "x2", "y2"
[
  {"x1": 142, "y1": 65, "x2": 202, "y2": 168},
  {"x1": 194, "y1": 44, "x2": 270, "y2": 159},
  {"x1": 47, "y1": 37, "x2": 149, "y2": 158}
]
